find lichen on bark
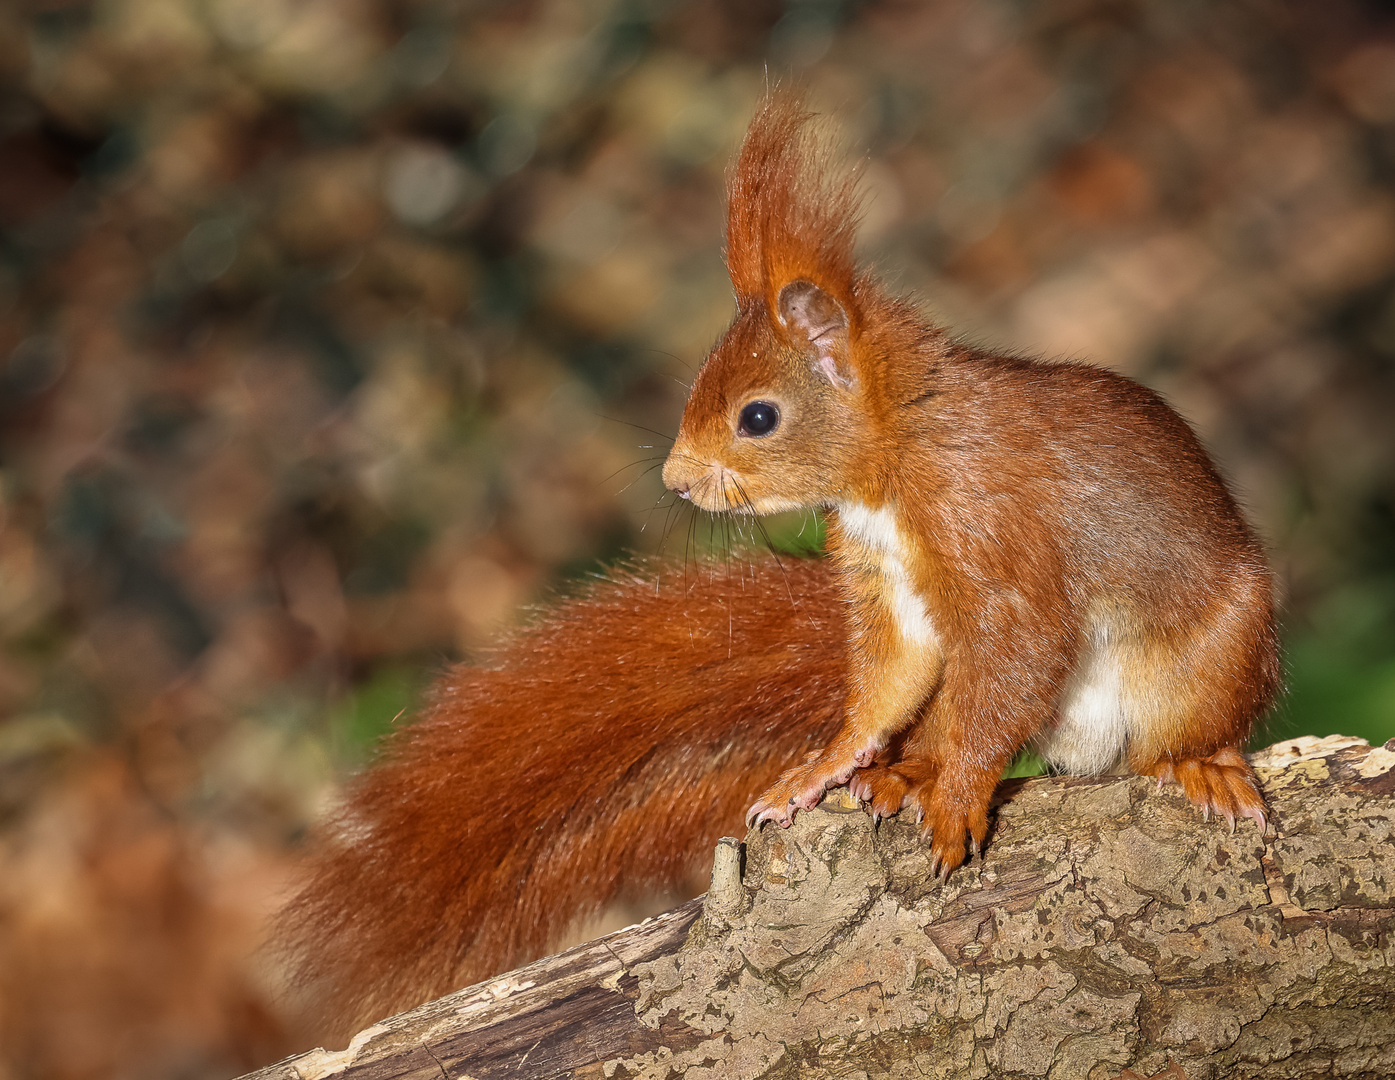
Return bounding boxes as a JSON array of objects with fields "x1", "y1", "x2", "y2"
[{"x1": 623, "y1": 736, "x2": 1395, "y2": 1080}]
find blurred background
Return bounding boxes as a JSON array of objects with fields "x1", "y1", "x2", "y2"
[{"x1": 1, "y1": 0, "x2": 1393, "y2": 1075}]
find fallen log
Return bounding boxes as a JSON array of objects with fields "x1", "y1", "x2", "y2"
[{"x1": 245, "y1": 734, "x2": 1395, "y2": 1080}]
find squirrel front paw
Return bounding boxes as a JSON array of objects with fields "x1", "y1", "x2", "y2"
[
  {"x1": 746, "y1": 750, "x2": 863, "y2": 828},
  {"x1": 847, "y1": 764, "x2": 911, "y2": 821}
]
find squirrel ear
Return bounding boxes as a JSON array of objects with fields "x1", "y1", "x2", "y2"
[{"x1": 777, "y1": 279, "x2": 854, "y2": 389}]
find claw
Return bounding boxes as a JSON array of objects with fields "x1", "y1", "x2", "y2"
[
  {"x1": 1248, "y1": 807, "x2": 1267, "y2": 836},
  {"x1": 1224, "y1": 810, "x2": 1236, "y2": 834},
  {"x1": 746, "y1": 802, "x2": 786, "y2": 829}
]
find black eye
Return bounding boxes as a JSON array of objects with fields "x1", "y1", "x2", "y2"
[{"x1": 737, "y1": 400, "x2": 780, "y2": 437}]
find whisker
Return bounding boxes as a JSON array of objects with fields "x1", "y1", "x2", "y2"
[
  {"x1": 644, "y1": 488, "x2": 688, "y2": 537},
  {"x1": 599, "y1": 415, "x2": 676, "y2": 443},
  {"x1": 615, "y1": 459, "x2": 669, "y2": 497},
  {"x1": 729, "y1": 477, "x2": 799, "y2": 610},
  {"x1": 600, "y1": 456, "x2": 667, "y2": 488},
  {"x1": 632, "y1": 346, "x2": 697, "y2": 378},
  {"x1": 658, "y1": 491, "x2": 691, "y2": 558}
]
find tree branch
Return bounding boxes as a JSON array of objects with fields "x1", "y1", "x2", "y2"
[{"x1": 245, "y1": 735, "x2": 1395, "y2": 1080}]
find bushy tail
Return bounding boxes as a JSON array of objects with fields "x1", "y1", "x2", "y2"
[{"x1": 276, "y1": 555, "x2": 845, "y2": 1038}]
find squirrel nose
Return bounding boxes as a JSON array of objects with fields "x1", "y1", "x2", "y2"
[{"x1": 661, "y1": 451, "x2": 693, "y2": 498}]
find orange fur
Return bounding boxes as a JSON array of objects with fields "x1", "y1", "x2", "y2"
[
  {"x1": 664, "y1": 94, "x2": 1280, "y2": 877},
  {"x1": 277, "y1": 558, "x2": 845, "y2": 1038},
  {"x1": 281, "y1": 95, "x2": 1281, "y2": 1038}
]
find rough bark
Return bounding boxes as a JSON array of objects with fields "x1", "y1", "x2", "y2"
[{"x1": 245, "y1": 735, "x2": 1395, "y2": 1080}]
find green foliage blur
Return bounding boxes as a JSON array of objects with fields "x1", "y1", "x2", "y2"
[{"x1": 327, "y1": 662, "x2": 425, "y2": 762}]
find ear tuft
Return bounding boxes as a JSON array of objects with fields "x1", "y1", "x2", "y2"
[
  {"x1": 725, "y1": 94, "x2": 862, "y2": 317},
  {"x1": 778, "y1": 280, "x2": 853, "y2": 388}
]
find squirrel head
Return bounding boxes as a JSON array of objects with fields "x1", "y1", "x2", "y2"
[{"x1": 663, "y1": 95, "x2": 881, "y2": 515}]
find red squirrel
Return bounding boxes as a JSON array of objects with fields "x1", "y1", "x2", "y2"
[
  {"x1": 278, "y1": 96, "x2": 1279, "y2": 1037},
  {"x1": 662, "y1": 95, "x2": 1279, "y2": 876}
]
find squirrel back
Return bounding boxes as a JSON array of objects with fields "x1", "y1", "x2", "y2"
[{"x1": 277, "y1": 556, "x2": 844, "y2": 1037}]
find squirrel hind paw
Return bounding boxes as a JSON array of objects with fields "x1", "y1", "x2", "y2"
[{"x1": 1149, "y1": 748, "x2": 1268, "y2": 835}]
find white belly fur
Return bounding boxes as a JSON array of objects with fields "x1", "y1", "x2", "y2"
[
  {"x1": 1037, "y1": 614, "x2": 1130, "y2": 775},
  {"x1": 839, "y1": 505, "x2": 1131, "y2": 774}
]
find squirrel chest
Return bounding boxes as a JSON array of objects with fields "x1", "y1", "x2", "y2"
[{"x1": 833, "y1": 502, "x2": 939, "y2": 650}]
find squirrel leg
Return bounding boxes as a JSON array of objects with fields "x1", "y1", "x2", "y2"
[
  {"x1": 746, "y1": 732, "x2": 881, "y2": 826},
  {"x1": 1123, "y1": 586, "x2": 1276, "y2": 835},
  {"x1": 910, "y1": 764, "x2": 1002, "y2": 878},
  {"x1": 748, "y1": 621, "x2": 941, "y2": 828},
  {"x1": 847, "y1": 735, "x2": 944, "y2": 821},
  {"x1": 903, "y1": 646, "x2": 1069, "y2": 877}
]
